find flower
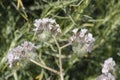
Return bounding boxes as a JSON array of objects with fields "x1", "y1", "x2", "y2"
[
  {"x1": 7, "y1": 46, "x2": 24, "y2": 67},
  {"x1": 84, "y1": 33, "x2": 95, "y2": 52},
  {"x1": 33, "y1": 18, "x2": 61, "y2": 35},
  {"x1": 7, "y1": 41, "x2": 36, "y2": 68},
  {"x1": 96, "y1": 73, "x2": 115, "y2": 80},
  {"x1": 72, "y1": 28, "x2": 78, "y2": 35},
  {"x1": 21, "y1": 41, "x2": 36, "y2": 53},
  {"x1": 70, "y1": 28, "x2": 95, "y2": 53},
  {"x1": 102, "y1": 57, "x2": 116, "y2": 74},
  {"x1": 79, "y1": 28, "x2": 87, "y2": 38},
  {"x1": 97, "y1": 57, "x2": 116, "y2": 80}
]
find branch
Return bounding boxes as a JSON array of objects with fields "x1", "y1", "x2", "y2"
[{"x1": 30, "y1": 59, "x2": 60, "y2": 75}]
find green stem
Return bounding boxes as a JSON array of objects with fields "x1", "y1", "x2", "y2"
[
  {"x1": 30, "y1": 59, "x2": 60, "y2": 75},
  {"x1": 12, "y1": 69, "x2": 18, "y2": 80},
  {"x1": 59, "y1": 48, "x2": 64, "y2": 80},
  {"x1": 60, "y1": 43, "x2": 71, "y2": 49},
  {"x1": 32, "y1": 31, "x2": 37, "y2": 41},
  {"x1": 53, "y1": 36, "x2": 64, "y2": 80}
]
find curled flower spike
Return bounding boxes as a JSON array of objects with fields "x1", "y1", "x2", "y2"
[
  {"x1": 70, "y1": 28, "x2": 95, "y2": 53},
  {"x1": 33, "y1": 18, "x2": 61, "y2": 35},
  {"x1": 102, "y1": 57, "x2": 116, "y2": 74},
  {"x1": 96, "y1": 73, "x2": 115, "y2": 80},
  {"x1": 7, "y1": 41, "x2": 36, "y2": 68},
  {"x1": 96, "y1": 57, "x2": 116, "y2": 80},
  {"x1": 21, "y1": 41, "x2": 36, "y2": 53},
  {"x1": 7, "y1": 46, "x2": 24, "y2": 68}
]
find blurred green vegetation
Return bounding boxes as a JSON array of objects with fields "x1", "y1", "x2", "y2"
[{"x1": 0, "y1": 0, "x2": 120, "y2": 80}]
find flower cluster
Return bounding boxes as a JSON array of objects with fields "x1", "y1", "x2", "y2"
[
  {"x1": 70, "y1": 28, "x2": 95, "y2": 52},
  {"x1": 96, "y1": 57, "x2": 116, "y2": 80},
  {"x1": 102, "y1": 57, "x2": 116, "y2": 74},
  {"x1": 33, "y1": 18, "x2": 61, "y2": 36},
  {"x1": 7, "y1": 41, "x2": 36, "y2": 68},
  {"x1": 97, "y1": 73, "x2": 115, "y2": 80}
]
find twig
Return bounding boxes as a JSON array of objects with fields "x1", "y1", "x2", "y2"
[
  {"x1": 52, "y1": 36, "x2": 60, "y2": 48},
  {"x1": 30, "y1": 59, "x2": 60, "y2": 75},
  {"x1": 59, "y1": 48, "x2": 64, "y2": 80},
  {"x1": 53, "y1": 36, "x2": 64, "y2": 80},
  {"x1": 60, "y1": 43, "x2": 71, "y2": 49}
]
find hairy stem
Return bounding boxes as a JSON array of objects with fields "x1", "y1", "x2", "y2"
[
  {"x1": 30, "y1": 59, "x2": 60, "y2": 75},
  {"x1": 59, "y1": 48, "x2": 64, "y2": 80},
  {"x1": 12, "y1": 69, "x2": 18, "y2": 80},
  {"x1": 53, "y1": 36, "x2": 64, "y2": 80},
  {"x1": 60, "y1": 43, "x2": 71, "y2": 49}
]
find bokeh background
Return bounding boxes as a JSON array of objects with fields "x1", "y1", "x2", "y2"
[{"x1": 0, "y1": 0, "x2": 120, "y2": 80}]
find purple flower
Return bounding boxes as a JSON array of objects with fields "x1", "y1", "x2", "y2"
[
  {"x1": 70, "y1": 28, "x2": 95, "y2": 53},
  {"x1": 102, "y1": 58, "x2": 116, "y2": 74},
  {"x1": 33, "y1": 18, "x2": 61, "y2": 35},
  {"x1": 7, "y1": 41, "x2": 36, "y2": 68}
]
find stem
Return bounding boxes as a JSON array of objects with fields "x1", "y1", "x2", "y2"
[
  {"x1": 59, "y1": 48, "x2": 64, "y2": 80},
  {"x1": 53, "y1": 36, "x2": 64, "y2": 80},
  {"x1": 32, "y1": 31, "x2": 37, "y2": 41},
  {"x1": 30, "y1": 59, "x2": 60, "y2": 75},
  {"x1": 53, "y1": 36, "x2": 60, "y2": 49},
  {"x1": 60, "y1": 43, "x2": 71, "y2": 49},
  {"x1": 12, "y1": 69, "x2": 18, "y2": 80}
]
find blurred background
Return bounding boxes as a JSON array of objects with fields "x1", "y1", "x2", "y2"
[{"x1": 0, "y1": 0, "x2": 120, "y2": 80}]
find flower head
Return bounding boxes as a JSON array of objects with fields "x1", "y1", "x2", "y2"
[
  {"x1": 72, "y1": 28, "x2": 78, "y2": 35},
  {"x1": 96, "y1": 73, "x2": 115, "y2": 80},
  {"x1": 33, "y1": 18, "x2": 61, "y2": 35},
  {"x1": 97, "y1": 57, "x2": 116, "y2": 80},
  {"x1": 102, "y1": 57, "x2": 116, "y2": 74},
  {"x1": 21, "y1": 41, "x2": 36, "y2": 53},
  {"x1": 7, "y1": 41, "x2": 36, "y2": 68},
  {"x1": 70, "y1": 28, "x2": 95, "y2": 53},
  {"x1": 79, "y1": 28, "x2": 88, "y2": 38}
]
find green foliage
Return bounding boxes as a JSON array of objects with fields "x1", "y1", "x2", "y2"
[{"x1": 0, "y1": 0, "x2": 120, "y2": 80}]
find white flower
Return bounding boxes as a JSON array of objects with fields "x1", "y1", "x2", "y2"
[
  {"x1": 21, "y1": 41, "x2": 35, "y2": 53},
  {"x1": 96, "y1": 73, "x2": 115, "y2": 80},
  {"x1": 33, "y1": 18, "x2": 61, "y2": 35},
  {"x1": 34, "y1": 19, "x2": 42, "y2": 28},
  {"x1": 7, "y1": 46, "x2": 24, "y2": 68},
  {"x1": 83, "y1": 43, "x2": 94, "y2": 52},
  {"x1": 56, "y1": 24, "x2": 61, "y2": 33},
  {"x1": 70, "y1": 28, "x2": 95, "y2": 53},
  {"x1": 79, "y1": 28, "x2": 88, "y2": 37},
  {"x1": 97, "y1": 58, "x2": 116, "y2": 80},
  {"x1": 107, "y1": 73, "x2": 115, "y2": 80},
  {"x1": 69, "y1": 36, "x2": 76, "y2": 42},
  {"x1": 85, "y1": 33, "x2": 95, "y2": 43},
  {"x1": 7, "y1": 51, "x2": 14, "y2": 68},
  {"x1": 72, "y1": 28, "x2": 78, "y2": 35},
  {"x1": 102, "y1": 58, "x2": 116, "y2": 74},
  {"x1": 7, "y1": 41, "x2": 36, "y2": 68}
]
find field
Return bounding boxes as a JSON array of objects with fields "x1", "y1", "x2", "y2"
[{"x1": 0, "y1": 0, "x2": 120, "y2": 80}]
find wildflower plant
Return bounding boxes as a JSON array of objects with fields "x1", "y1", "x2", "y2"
[
  {"x1": 33, "y1": 18, "x2": 61, "y2": 34},
  {"x1": 96, "y1": 57, "x2": 116, "y2": 80},
  {"x1": 6, "y1": 18, "x2": 96, "y2": 80},
  {"x1": 70, "y1": 28, "x2": 95, "y2": 55},
  {"x1": 7, "y1": 41, "x2": 36, "y2": 68},
  {"x1": 0, "y1": 0, "x2": 120, "y2": 80},
  {"x1": 33, "y1": 18, "x2": 61, "y2": 41}
]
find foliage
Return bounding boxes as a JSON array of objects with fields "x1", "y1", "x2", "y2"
[{"x1": 0, "y1": 0, "x2": 120, "y2": 80}]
